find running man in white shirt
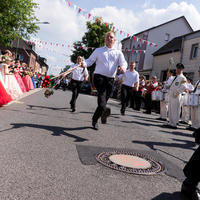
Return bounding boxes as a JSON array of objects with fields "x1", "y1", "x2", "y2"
[
  {"x1": 82, "y1": 32, "x2": 127, "y2": 130},
  {"x1": 69, "y1": 56, "x2": 89, "y2": 112},
  {"x1": 119, "y1": 61, "x2": 139, "y2": 115}
]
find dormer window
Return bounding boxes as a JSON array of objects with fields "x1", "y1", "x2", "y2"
[{"x1": 165, "y1": 33, "x2": 170, "y2": 41}]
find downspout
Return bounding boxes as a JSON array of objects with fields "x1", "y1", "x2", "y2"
[{"x1": 180, "y1": 36, "x2": 185, "y2": 63}]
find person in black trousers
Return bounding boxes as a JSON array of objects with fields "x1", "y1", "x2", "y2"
[
  {"x1": 68, "y1": 56, "x2": 89, "y2": 112},
  {"x1": 181, "y1": 128, "x2": 200, "y2": 200},
  {"x1": 135, "y1": 75, "x2": 146, "y2": 111},
  {"x1": 119, "y1": 62, "x2": 139, "y2": 115},
  {"x1": 144, "y1": 76, "x2": 158, "y2": 114},
  {"x1": 82, "y1": 32, "x2": 127, "y2": 130}
]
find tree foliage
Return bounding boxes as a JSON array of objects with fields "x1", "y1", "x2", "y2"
[
  {"x1": 70, "y1": 18, "x2": 113, "y2": 75},
  {"x1": 0, "y1": 0, "x2": 39, "y2": 46}
]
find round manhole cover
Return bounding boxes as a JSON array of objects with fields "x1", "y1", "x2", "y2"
[{"x1": 96, "y1": 152, "x2": 164, "y2": 175}]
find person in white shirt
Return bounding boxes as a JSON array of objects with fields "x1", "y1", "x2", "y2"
[
  {"x1": 119, "y1": 61, "x2": 139, "y2": 115},
  {"x1": 82, "y1": 31, "x2": 127, "y2": 130},
  {"x1": 189, "y1": 68, "x2": 200, "y2": 130},
  {"x1": 181, "y1": 77, "x2": 194, "y2": 124},
  {"x1": 69, "y1": 56, "x2": 89, "y2": 112},
  {"x1": 163, "y1": 63, "x2": 187, "y2": 129},
  {"x1": 158, "y1": 70, "x2": 175, "y2": 121}
]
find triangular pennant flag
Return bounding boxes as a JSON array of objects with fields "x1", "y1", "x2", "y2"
[
  {"x1": 149, "y1": 42, "x2": 152, "y2": 46},
  {"x1": 127, "y1": 33, "x2": 130, "y2": 37},
  {"x1": 68, "y1": 1, "x2": 71, "y2": 7},
  {"x1": 96, "y1": 18, "x2": 99, "y2": 23},
  {"x1": 120, "y1": 30, "x2": 122, "y2": 35},
  {"x1": 132, "y1": 49, "x2": 135, "y2": 53},
  {"x1": 104, "y1": 23, "x2": 107, "y2": 27},
  {"x1": 112, "y1": 26, "x2": 115, "y2": 31},
  {"x1": 88, "y1": 13, "x2": 91, "y2": 19},
  {"x1": 140, "y1": 50, "x2": 143, "y2": 54},
  {"x1": 155, "y1": 44, "x2": 158, "y2": 48},
  {"x1": 78, "y1": 8, "x2": 82, "y2": 13},
  {"x1": 133, "y1": 36, "x2": 136, "y2": 40}
]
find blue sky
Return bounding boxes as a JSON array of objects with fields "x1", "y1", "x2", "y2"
[{"x1": 33, "y1": 0, "x2": 200, "y2": 75}]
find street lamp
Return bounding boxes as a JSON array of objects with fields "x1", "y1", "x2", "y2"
[{"x1": 36, "y1": 22, "x2": 50, "y2": 24}]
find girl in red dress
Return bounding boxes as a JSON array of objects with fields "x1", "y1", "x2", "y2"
[{"x1": 0, "y1": 80, "x2": 12, "y2": 106}]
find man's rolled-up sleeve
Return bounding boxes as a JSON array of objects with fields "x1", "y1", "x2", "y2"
[
  {"x1": 85, "y1": 49, "x2": 98, "y2": 67},
  {"x1": 118, "y1": 51, "x2": 127, "y2": 71}
]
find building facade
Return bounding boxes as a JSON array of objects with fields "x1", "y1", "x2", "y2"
[
  {"x1": 152, "y1": 30, "x2": 200, "y2": 83},
  {"x1": 121, "y1": 16, "x2": 193, "y2": 79},
  {"x1": 0, "y1": 38, "x2": 48, "y2": 75}
]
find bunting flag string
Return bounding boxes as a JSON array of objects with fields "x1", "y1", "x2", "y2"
[
  {"x1": 25, "y1": 39, "x2": 146, "y2": 56},
  {"x1": 65, "y1": 0, "x2": 158, "y2": 48}
]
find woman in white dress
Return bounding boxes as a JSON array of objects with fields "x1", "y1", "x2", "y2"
[{"x1": 1, "y1": 57, "x2": 23, "y2": 99}]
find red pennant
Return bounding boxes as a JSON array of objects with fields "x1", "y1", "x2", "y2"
[
  {"x1": 96, "y1": 18, "x2": 99, "y2": 23},
  {"x1": 133, "y1": 36, "x2": 136, "y2": 40},
  {"x1": 132, "y1": 49, "x2": 135, "y2": 53},
  {"x1": 62, "y1": 44, "x2": 64, "y2": 47},
  {"x1": 56, "y1": 43, "x2": 58, "y2": 46},
  {"x1": 73, "y1": 45, "x2": 76, "y2": 49},
  {"x1": 127, "y1": 34, "x2": 130, "y2": 37},
  {"x1": 155, "y1": 44, "x2": 157, "y2": 48},
  {"x1": 139, "y1": 39, "x2": 142, "y2": 43},
  {"x1": 112, "y1": 26, "x2": 115, "y2": 31},
  {"x1": 68, "y1": 1, "x2": 71, "y2": 7},
  {"x1": 144, "y1": 40, "x2": 147, "y2": 45},
  {"x1": 140, "y1": 50, "x2": 143, "y2": 54},
  {"x1": 50, "y1": 42, "x2": 53, "y2": 45},
  {"x1": 78, "y1": 8, "x2": 82, "y2": 13},
  {"x1": 149, "y1": 43, "x2": 152, "y2": 46},
  {"x1": 80, "y1": 46, "x2": 83, "y2": 49},
  {"x1": 104, "y1": 23, "x2": 107, "y2": 27},
  {"x1": 88, "y1": 13, "x2": 91, "y2": 19},
  {"x1": 88, "y1": 47, "x2": 91, "y2": 50},
  {"x1": 120, "y1": 30, "x2": 122, "y2": 35}
]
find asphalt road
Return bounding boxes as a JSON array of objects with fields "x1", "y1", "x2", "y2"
[{"x1": 0, "y1": 88, "x2": 197, "y2": 200}]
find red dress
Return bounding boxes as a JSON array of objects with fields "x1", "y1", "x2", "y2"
[{"x1": 0, "y1": 80, "x2": 12, "y2": 106}]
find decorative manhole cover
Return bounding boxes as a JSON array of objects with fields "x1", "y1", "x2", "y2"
[{"x1": 96, "y1": 152, "x2": 164, "y2": 175}]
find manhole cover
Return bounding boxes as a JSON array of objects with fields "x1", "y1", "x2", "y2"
[{"x1": 96, "y1": 152, "x2": 164, "y2": 175}]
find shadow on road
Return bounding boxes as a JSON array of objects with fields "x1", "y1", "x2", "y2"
[
  {"x1": 132, "y1": 139, "x2": 196, "y2": 163},
  {"x1": 27, "y1": 104, "x2": 69, "y2": 111},
  {"x1": 152, "y1": 192, "x2": 187, "y2": 200},
  {"x1": 2, "y1": 123, "x2": 91, "y2": 142}
]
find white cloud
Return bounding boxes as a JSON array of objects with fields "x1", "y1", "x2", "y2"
[{"x1": 33, "y1": 1, "x2": 200, "y2": 75}]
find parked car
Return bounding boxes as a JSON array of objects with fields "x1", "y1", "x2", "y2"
[{"x1": 80, "y1": 82, "x2": 92, "y2": 95}]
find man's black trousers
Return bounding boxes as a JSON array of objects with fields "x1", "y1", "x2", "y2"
[
  {"x1": 92, "y1": 74, "x2": 114, "y2": 123},
  {"x1": 70, "y1": 79, "x2": 82, "y2": 109},
  {"x1": 183, "y1": 145, "x2": 200, "y2": 185},
  {"x1": 121, "y1": 84, "x2": 133, "y2": 113}
]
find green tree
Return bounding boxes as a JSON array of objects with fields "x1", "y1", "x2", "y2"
[
  {"x1": 70, "y1": 18, "x2": 113, "y2": 76},
  {"x1": 0, "y1": 0, "x2": 39, "y2": 46}
]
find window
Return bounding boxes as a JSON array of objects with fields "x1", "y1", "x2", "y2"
[
  {"x1": 190, "y1": 44, "x2": 198, "y2": 59},
  {"x1": 165, "y1": 33, "x2": 170, "y2": 41}
]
